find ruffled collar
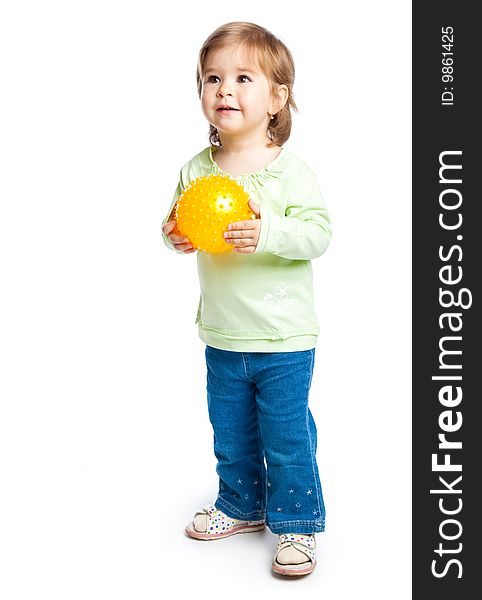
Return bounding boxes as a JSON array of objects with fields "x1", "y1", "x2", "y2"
[{"x1": 205, "y1": 145, "x2": 287, "y2": 190}]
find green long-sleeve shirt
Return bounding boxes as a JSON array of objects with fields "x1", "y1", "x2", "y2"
[{"x1": 162, "y1": 145, "x2": 332, "y2": 352}]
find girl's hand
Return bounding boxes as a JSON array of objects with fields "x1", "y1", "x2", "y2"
[
  {"x1": 223, "y1": 199, "x2": 261, "y2": 254},
  {"x1": 162, "y1": 220, "x2": 197, "y2": 253}
]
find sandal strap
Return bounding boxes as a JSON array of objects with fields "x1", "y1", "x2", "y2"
[
  {"x1": 197, "y1": 504, "x2": 264, "y2": 525},
  {"x1": 194, "y1": 504, "x2": 240, "y2": 532},
  {"x1": 200, "y1": 503, "x2": 216, "y2": 516},
  {"x1": 276, "y1": 534, "x2": 316, "y2": 563}
]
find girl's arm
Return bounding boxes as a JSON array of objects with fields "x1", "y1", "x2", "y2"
[
  {"x1": 161, "y1": 179, "x2": 186, "y2": 254},
  {"x1": 255, "y1": 167, "x2": 332, "y2": 260}
]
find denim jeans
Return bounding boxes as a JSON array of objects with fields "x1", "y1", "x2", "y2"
[{"x1": 205, "y1": 345, "x2": 325, "y2": 534}]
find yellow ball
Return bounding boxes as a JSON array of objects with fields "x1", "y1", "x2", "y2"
[{"x1": 175, "y1": 174, "x2": 255, "y2": 253}]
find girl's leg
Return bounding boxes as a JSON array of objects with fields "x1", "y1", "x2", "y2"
[
  {"x1": 249, "y1": 348, "x2": 325, "y2": 534},
  {"x1": 205, "y1": 345, "x2": 266, "y2": 522}
]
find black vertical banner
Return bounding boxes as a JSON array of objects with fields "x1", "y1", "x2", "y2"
[{"x1": 413, "y1": 2, "x2": 480, "y2": 598}]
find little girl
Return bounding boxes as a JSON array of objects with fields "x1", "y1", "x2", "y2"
[{"x1": 162, "y1": 22, "x2": 332, "y2": 577}]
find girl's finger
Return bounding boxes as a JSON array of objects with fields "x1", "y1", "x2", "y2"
[
  {"x1": 176, "y1": 243, "x2": 193, "y2": 251},
  {"x1": 172, "y1": 234, "x2": 190, "y2": 244},
  {"x1": 233, "y1": 236, "x2": 254, "y2": 245},
  {"x1": 225, "y1": 231, "x2": 251, "y2": 240},
  {"x1": 162, "y1": 220, "x2": 177, "y2": 234},
  {"x1": 228, "y1": 221, "x2": 256, "y2": 231},
  {"x1": 234, "y1": 245, "x2": 256, "y2": 253}
]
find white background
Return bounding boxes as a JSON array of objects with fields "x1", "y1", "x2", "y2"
[{"x1": 0, "y1": 1, "x2": 411, "y2": 598}]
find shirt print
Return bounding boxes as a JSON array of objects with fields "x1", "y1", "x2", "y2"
[{"x1": 262, "y1": 283, "x2": 299, "y2": 307}]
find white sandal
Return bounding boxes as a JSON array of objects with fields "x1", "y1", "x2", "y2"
[
  {"x1": 272, "y1": 533, "x2": 316, "y2": 576},
  {"x1": 185, "y1": 504, "x2": 265, "y2": 540}
]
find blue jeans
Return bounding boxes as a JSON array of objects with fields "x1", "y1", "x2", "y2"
[{"x1": 205, "y1": 345, "x2": 325, "y2": 534}]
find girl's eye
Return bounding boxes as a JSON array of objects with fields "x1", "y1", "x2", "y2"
[{"x1": 205, "y1": 74, "x2": 252, "y2": 83}]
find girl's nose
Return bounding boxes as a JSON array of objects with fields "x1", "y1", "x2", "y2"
[{"x1": 217, "y1": 82, "x2": 233, "y2": 97}]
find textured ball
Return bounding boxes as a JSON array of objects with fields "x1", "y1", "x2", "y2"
[{"x1": 174, "y1": 174, "x2": 255, "y2": 253}]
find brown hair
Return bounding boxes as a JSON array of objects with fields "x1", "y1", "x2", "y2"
[{"x1": 196, "y1": 22, "x2": 298, "y2": 148}]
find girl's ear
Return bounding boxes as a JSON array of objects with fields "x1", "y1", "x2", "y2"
[{"x1": 271, "y1": 84, "x2": 289, "y2": 115}]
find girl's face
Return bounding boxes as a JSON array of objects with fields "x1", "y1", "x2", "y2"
[{"x1": 200, "y1": 45, "x2": 279, "y2": 144}]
